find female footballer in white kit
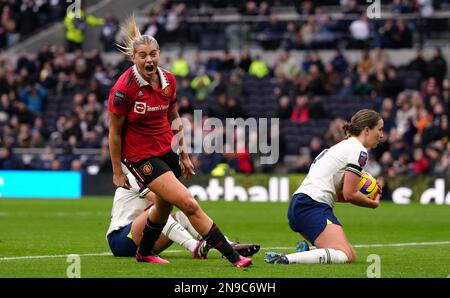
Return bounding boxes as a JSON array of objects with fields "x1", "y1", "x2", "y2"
[{"x1": 265, "y1": 109, "x2": 383, "y2": 264}]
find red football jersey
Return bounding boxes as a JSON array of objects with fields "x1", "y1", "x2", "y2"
[{"x1": 108, "y1": 65, "x2": 177, "y2": 162}]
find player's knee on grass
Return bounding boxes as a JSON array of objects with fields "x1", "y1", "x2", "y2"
[
  {"x1": 327, "y1": 245, "x2": 355, "y2": 263},
  {"x1": 342, "y1": 246, "x2": 356, "y2": 263}
]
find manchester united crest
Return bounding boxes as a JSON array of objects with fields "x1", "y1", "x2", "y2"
[
  {"x1": 161, "y1": 86, "x2": 171, "y2": 97},
  {"x1": 140, "y1": 162, "x2": 153, "y2": 175}
]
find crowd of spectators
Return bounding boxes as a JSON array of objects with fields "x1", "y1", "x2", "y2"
[
  {"x1": 144, "y1": 0, "x2": 450, "y2": 50},
  {"x1": 0, "y1": 0, "x2": 72, "y2": 49},
  {"x1": 0, "y1": 0, "x2": 449, "y2": 178},
  {"x1": 0, "y1": 40, "x2": 448, "y2": 178}
]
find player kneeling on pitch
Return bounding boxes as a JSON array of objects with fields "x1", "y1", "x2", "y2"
[{"x1": 265, "y1": 109, "x2": 383, "y2": 264}]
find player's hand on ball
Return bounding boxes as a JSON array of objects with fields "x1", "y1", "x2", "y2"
[
  {"x1": 113, "y1": 172, "x2": 131, "y2": 189},
  {"x1": 180, "y1": 154, "x2": 195, "y2": 180},
  {"x1": 373, "y1": 192, "x2": 381, "y2": 208}
]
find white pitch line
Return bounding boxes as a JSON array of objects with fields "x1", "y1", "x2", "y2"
[
  {"x1": 266, "y1": 240, "x2": 450, "y2": 250},
  {"x1": 1, "y1": 241, "x2": 450, "y2": 261}
]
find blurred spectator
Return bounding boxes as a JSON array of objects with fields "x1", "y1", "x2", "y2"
[
  {"x1": 277, "y1": 96, "x2": 293, "y2": 119},
  {"x1": 323, "y1": 63, "x2": 340, "y2": 94},
  {"x1": 238, "y1": 50, "x2": 253, "y2": 73},
  {"x1": 281, "y1": 21, "x2": 302, "y2": 50},
  {"x1": 296, "y1": 0, "x2": 315, "y2": 16},
  {"x1": 324, "y1": 117, "x2": 346, "y2": 146},
  {"x1": 349, "y1": 15, "x2": 371, "y2": 49},
  {"x1": 274, "y1": 51, "x2": 301, "y2": 83},
  {"x1": 309, "y1": 137, "x2": 326, "y2": 160},
  {"x1": 14, "y1": 101, "x2": 35, "y2": 126},
  {"x1": 299, "y1": 16, "x2": 319, "y2": 47},
  {"x1": 141, "y1": 14, "x2": 163, "y2": 43},
  {"x1": 300, "y1": 64, "x2": 325, "y2": 95},
  {"x1": 220, "y1": 50, "x2": 236, "y2": 73},
  {"x1": 394, "y1": 20, "x2": 413, "y2": 48},
  {"x1": 50, "y1": 159, "x2": 61, "y2": 171},
  {"x1": 208, "y1": 93, "x2": 229, "y2": 119},
  {"x1": 226, "y1": 72, "x2": 244, "y2": 100},
  {"x1": 64, "y1": 2, "x2": 105, "y2": 52},
  {"x1": 200, "y1": 151, "x2": 224, "y2": 174},
  {"x1": 178, "y1": 96, "x2": 194, "y2": 116},
  {"x1": 0, "y1": 147, "x2": 23, "y2": 169},
  {"x1": 164, "y1": 3, "x2": 188, "y2": 42},
  {"x1": 357, "y1": 50, "x2": 375, "y2": 75},
  {"x1": 71, "y1": 159, "x2": 83, "y2": 171},
  {"x1": 412, "y1": 147, "x2": 430, "y2": 175},
  {"x1": 19, "y1": 82, "x2": 47, "y2": 115},
  {"x1": 100, "y1": 11, "x2": 119, "y2": 52},
  {"x1": 210, "y1": 72, "x2": 227, "y2": 96},
  {"x1": 376, "y1": 19, "x2": 396, "y2": 48},
  {"x1": 190, "y1": 69, "x2": 211, "y2": 101},
  {"x1": 171, "y1": 51, "x2": 190, "y2": 78},
  {"x1": 248, "y1": 55, "x2": 269, "y2": 78},
  {"x1": 427, "y1": 47, "x2": 447, "y2": 85},
  {"x1": 225, "y1": 98, "x2": 246, "y2": 119},
  {"x1": 342, "y1": 0, "x2": 363, "y2": 16},
  {"x1": 381, "y1": 68, "x2": 404, "y2": 99},
  {"x1": 354, "y1": 73, "x2": 373, "y2": 96},
  {"x1": 330, "y1": 50, "x2": 349, "y2": 74},
  {"x1": 257, "y1": 14, "x2": 284, "y2": 50},
  {"x1": 291, "y1": 95, "x2": 310, "y2": 124},
  {"x1": 338, "y1": 77, "x2": 354, "y2": 98},
  {"x1": 408, "y1": 49, "x2": 428, "y2": 74}
]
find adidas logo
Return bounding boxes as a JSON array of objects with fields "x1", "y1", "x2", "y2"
[{"x1": 138, "y1": 91, "x2": 144, "y2": 97}]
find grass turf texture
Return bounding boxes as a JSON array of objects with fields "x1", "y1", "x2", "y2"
[{"x1": 0, "y1": 198, "x2": 449, "y2": 278}]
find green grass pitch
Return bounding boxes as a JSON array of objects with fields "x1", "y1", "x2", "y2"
[{"x1": 0, "y1": 198, "x2": 449, "y2": 278}]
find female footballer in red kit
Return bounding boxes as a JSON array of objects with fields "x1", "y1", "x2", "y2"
[{"x1": 108, "y1": 16, "x2": 251, "y2": 267}]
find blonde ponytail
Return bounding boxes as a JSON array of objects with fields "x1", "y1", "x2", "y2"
[{"x1": 116, "y1": 15, "x2": 159, "y2": 57}]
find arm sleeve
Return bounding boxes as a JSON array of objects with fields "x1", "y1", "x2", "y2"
[
  {"x1": 345, "y1": 147, "x2": 368, "y2": 177},
  {"x1": 108, "y1": 86, "x2": 130, "y2": 116}
]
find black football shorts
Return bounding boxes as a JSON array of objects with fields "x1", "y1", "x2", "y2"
[{"x1": 122, "y1": 150, "x2": 182, "y2": 192}]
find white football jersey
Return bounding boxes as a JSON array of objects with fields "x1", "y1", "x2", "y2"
[
  {"x1": 294, "y1": 137, "x2": 368, "y2": 207},
  {"x1": 106, "y1": 172, "x2": 151, "y2": 238}
]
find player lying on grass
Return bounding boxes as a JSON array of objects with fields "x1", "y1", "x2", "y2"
[
  {"x1": 106, "y1": 171, "x2": 260, "y2": 259},
  {"x1": 265, "y1": 109, "x2": 383, "y2": 265}
]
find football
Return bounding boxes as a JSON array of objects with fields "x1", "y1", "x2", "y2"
[{"x1": 358, "y1": 172, "x2": 379, "y2": 200}]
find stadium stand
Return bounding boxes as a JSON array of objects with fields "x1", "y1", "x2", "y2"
[{"x1": 0, "y1": 0, "x2": 449, "y2": 178}]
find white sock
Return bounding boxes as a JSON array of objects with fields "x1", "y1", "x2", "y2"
[
  {"x1": 174, "y1": 211, "x2": 202, "y2": 240},
  {"x1": 286, "y1": 249, "x2": 348, "y2": 264},
  {"x1": 162, "y1": 214, "x2": 198, "y2": 253}
]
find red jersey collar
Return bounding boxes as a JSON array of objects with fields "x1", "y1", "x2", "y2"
[{"x1": 132, "y1": 65, "x2": 170, "y2": 90}]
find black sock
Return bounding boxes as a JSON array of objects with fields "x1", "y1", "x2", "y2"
[
  {"x1": 204, "y1": 223, "x2": 240, "y2": 263},
  {"x1": 137, "y1": 218, "x2": 166, "y2": 256}
]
